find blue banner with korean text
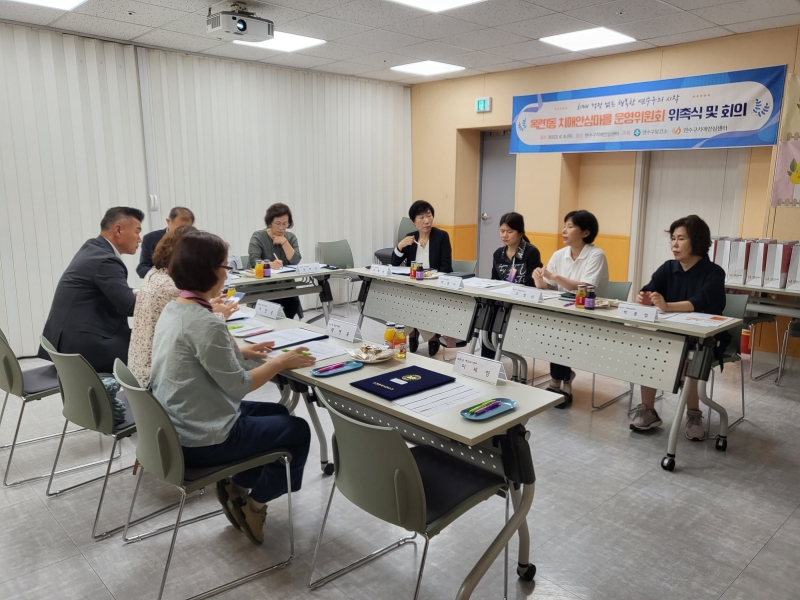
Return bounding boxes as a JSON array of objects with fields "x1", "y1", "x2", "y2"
[{"x1": 510, "y1": 65, "x2": 786, "y2": 153}]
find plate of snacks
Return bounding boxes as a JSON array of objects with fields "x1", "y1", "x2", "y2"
[
  {"x1": 422, "y1": 270, "x2": 439, "y2": 279},
  {"x1": 346, "y1": 343, "x2": 397, "y2": 363}
]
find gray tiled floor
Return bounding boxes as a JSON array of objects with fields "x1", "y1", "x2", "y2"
[{"x1": 1, "y1": 305, "x2": 799, "y2": 600}]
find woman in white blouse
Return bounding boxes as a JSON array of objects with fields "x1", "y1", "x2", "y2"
[{"x1": 533, "y1": 210, "x2": 609, "y2": 409}]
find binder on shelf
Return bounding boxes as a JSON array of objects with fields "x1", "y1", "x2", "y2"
[
  {"x1": 727, "y1": 239, "x2": 755, "y2": 285},
  {"x1": 745, "y1": 239, "x2": 775, "y2": 288},
  {"x1": 764, "y1": 240, "x2": 798, "y2": 289},
  {"x1": 787, "y1": 244, "x2": 800, "y2": 291},
  {"x1": 717, "y1": 237, "x2": 740, "y2": 278}
]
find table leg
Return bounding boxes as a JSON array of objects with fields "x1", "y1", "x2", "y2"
[
  {"x1": 455, "y1": 482, "x2": 535, "y2": 600},
  {"x1": 662, "y1": 379, "x2": 691, "y2": 472},
  {"x1": 303, "y1": 392, "x2": 335, "y2": 476},
  {"x1": 697, "y1": 378, "x2": 729, "y2": 451},
  {"x1": 509, "y1": 485, "x2": 530, "y2": 566}
]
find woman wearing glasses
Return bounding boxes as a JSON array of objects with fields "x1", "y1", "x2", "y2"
[{"x1": 248, "y1": 203, "x2": 303, "y2": 318}]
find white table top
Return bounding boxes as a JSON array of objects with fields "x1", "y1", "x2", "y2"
[
  {"x1": 724, "y1": 282, "x2": 800, "y2": 298},
  {"x1": 236, "y1": 315, "x2": 563, "y2": 447},
  {"x1": 231, "y1": 268, "x2": 332, "y2": 287},
  {"x1": 349, "y1": 268, "x2": 742, "y2": 340}
]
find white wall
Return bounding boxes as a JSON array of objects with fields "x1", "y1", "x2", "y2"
[
  {"x1": 143, "y1": 48, "x2": 411, "y2": 305},
  {"x1": 0, "y1": 24, "x2": 147, "y2": 355}
]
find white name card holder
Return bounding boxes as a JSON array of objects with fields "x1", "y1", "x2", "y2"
[
  {"x1": 326, "y1": 318, "x2": 363, "y2": 343},
  {"x1": 255, "y1": 300, "x2": 286, "y2": 320},
  {"x1": 453, "y1": 352, "x2": 507, "y2": 385},
  {"x1": 370, "y1": 264, "x2": 390, "y2": 276},
  {"x1": 297, "y1": 263, "x2": 322, "y2": 274},
  {"x1": 511, "y1": 286, "x2": 544, "y2": 302},
  {"x1": 438, "y1": 275, "x2": 464, "y2": 290},
  {"x1": 618, "y1": 303, "x2": 658, "y2": 323}
]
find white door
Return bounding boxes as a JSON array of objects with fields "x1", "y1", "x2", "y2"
[
  {"x1": 637, "y1": 148, "x2": 748, "y2": 290},
  {"x1": 477, "y1": 131, "x2": 517, "y2": 278}
]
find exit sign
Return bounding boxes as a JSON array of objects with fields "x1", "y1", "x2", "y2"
[{"x1": 475, "y1": 97, "x2": 492, "y2": 113}]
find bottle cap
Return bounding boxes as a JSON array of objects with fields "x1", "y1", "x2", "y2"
[
  {"x1": 395, "y1": 324, "x2": 404, "y2": 329},
  {"x1": 386, "y1": 322, "x2": 396, "y2": 327}
]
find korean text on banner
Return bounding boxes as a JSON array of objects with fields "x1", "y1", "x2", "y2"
[{"x1": 511, "y1": 66, "x2": 786, "y2": 154}]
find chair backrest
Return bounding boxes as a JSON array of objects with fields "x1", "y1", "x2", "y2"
[
  {"x1": 606, "y1": 281, "x2": 632, "y2": 302},
  {"x1": 114, "y1": 360, "x2": 185, "y2": 487},
  {"x1": 40, "y1": 337, "x2": 116, "y2": 434},
  {"x1": 317, "y1": 240, "x2": 355, "y2": 269},
  {"x1": 0, "y1": 328, "x2": 24, "y2": 396},
  {"x1": 723, "y1": 293, "x2": 749, "y2": 352},
  {"x1": 451, "y1": 259, "x2": 477, "y2": 274},
  {"x1": 397, "y1": 217, "x2": 416, "y2": 244},
  {"x1": 318, "y1": 393, "x2": 427, "y2": 534}
]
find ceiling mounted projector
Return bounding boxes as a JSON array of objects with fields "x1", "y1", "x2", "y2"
[{"x1": 207, "y1": 4, "x2": 274, "y2": 43}]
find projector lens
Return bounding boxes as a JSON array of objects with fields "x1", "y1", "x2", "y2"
[{"x1": 236, "y1": 19, "x2": 246, "y2": 32}]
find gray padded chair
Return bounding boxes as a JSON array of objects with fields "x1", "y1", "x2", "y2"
[
  {"x1": 308, "y1": 391, "x2": 509, "y2": 600},
  {"x1": 451, "y1": 259, "x2": 477, "y2": 274},
  {"x1": 397, "y1": 216, "x2": 417, "y2": 245},
  {"x1": 777, "y1": 318, "x2": 800, "y2": 384},
  {"x1": 114, "y1": 360, "x2": 295, "y2": 600},
  {"x1": 705, "y1": 293, "x2": 749, "y2": 435},
  {"x1": 40, "y1": 337, "x2": 136, "y2": 540},
  {"x1": 0, "y1": 328, "x2": 64, "y2": 486},
  {"x1": 318, "y1": 240, "x2": 360, "y2": 316}
]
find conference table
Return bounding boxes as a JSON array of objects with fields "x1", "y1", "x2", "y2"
[
  {"x1": 348, "y1": 267, "x2": 743, "y2": 472},
  {"x1": 229, "y1": 267, "x2": 335, "y2": 324},
  {"x1": 236, "y1": 313, "x2": 562, "y2": 600}
]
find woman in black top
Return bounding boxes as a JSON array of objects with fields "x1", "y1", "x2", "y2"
[
  {"x1": 482, "y1": 212, "x2": 541, "y2": 358},
  {"x1": 392, "y1": 200, "x2": 453, "y2": 355},
  {"x1": 630, "y1": 215, "x2": 729, "y2": 442}
]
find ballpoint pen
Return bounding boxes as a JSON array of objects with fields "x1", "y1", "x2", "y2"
[
  {"x1": 316, "y1": 362, "x2": 346, "y2": 373},
  {"x1": 468, "y1": 400, "x2": 495, "y2": 414},
  {"x1": 227, "y1": 325, "x2": 243, "y2": 330},
  {"x1": 474, "y1": 401, "x2": 501, "y2": 415}
]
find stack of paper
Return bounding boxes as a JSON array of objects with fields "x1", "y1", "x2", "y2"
[
  {"x1": 394, "y1": 382, "x2": 485, "y2": 417},
  {"x1": 245, "y1": 328, "x2": 328, "y2": 348},
  {"x1": 226, "y1": 308, "x2": 255, "y2": 322},
  {"x1": 228, "y1": 320, "x2": 273, "y2": 337},
  {"x1": 391, "y1": 267, "x2": 411, "y2": 275},
  {"x1": 659, "y1": 313, "x2": 734, "y2": 327},
  {"x1": 463, "y1": 278, "x2": 510, "y2": 289},
  {"x1": 266, "y1": 340, "x2": 347, "y2": 361}
]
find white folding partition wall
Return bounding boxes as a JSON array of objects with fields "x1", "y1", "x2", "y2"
[
  {"x1": 0, "y1": 24, "x2": 147, "y2": 355},
  {"x1": 142, "y1": 49, "x2": 411, "y2": 305}
]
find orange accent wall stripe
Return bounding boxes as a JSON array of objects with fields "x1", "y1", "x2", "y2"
[
  {"x1": 526, "y1": 232, "x2": 630, "y2": 283},
  {"x1": 437, "y1": 224, "x2": 477, "y2": 261}
]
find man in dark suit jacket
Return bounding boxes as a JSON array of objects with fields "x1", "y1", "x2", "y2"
[
  {"x1": 136, "y1": 206, "x2": 195, "y2": 278},
  {"x1": 38, "y1": 207, "x2": 144, "y2": 374}
]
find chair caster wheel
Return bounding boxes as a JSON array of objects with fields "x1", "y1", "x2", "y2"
[
  {"x1": 661, "y1": 457, "x2": 675, "y2": 471},
  {"x1": 715, "y1": 437, "x2": 727, "y2": 452},
  {"x1": 517, "y1": 563, "x2": 536, "y2": 581},
  {"x1": 322, "y1": 462, "x2": 335, "y2": 476}
]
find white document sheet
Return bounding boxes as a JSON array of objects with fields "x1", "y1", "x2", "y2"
[
  {"x1": 463, "y1": 278, "x2": 511, "y2": 289},
  {"x1": 492, "y1": 286, "x2": 561, "y2": 299},
  {"x1": 394, "y1": 382, "x2": 485, "y2": 417},
  {"x1": 245, "y1": 328, "x2": 327, "y2": 348},
  {"x1": 663, "y1": 313, "x2": 735, "y2": 327},
  {"x1": 266, "y1": 341, "x2": 348, "y2": 362},
  {"x1": 228, "y1": 320, "x2": 274, "y2": 337},
  {"x1": 391, "y1": 267, "x2": 411, "y2": 275},
  {"x1": 226, "y1": 308, "x2": 254, "y2": 322}
]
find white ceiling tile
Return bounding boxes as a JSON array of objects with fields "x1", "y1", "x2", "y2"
[
  {"x1": 496, "y1": 13, "x2": 596, "y2": 38},
  {"x1": 202, "y1": 42, "x2": 282, "y2": 61},
  {"x1": 614, "y1": 12, "x2": 719, "y2": 39},
  {"x1": 443, "y1": 0, "x2": 552, "y2": 27},
  {"x1": 449, "y1": 50, "x2": 517, "y2": 68},
  {"x1": 359, "y1": 67, "x2": 410, "y2": 81},
  {"x1": 486, "y1": 38, "x2": 565, "y2": 60},
  {"x1": 336, "y1": 28, "x2": 425, "y2": 50},
  {"x1": 139, "y1": 0, "x2": 212, "y2": 11},
  {"x1": 439, "y1": 67, "x2": 485, "y2": 79},
  {"x1": 400, "y1": 40, "x2": 471, "y2": 58},
  {"x1": 257, "y1": 0, "x2": 355, "y2": 12},
  {"x1": 647, "y1": 25, "x2": 732, "y2": 46},
  {"x1": 74, "y1": 0, "x2": 189, "y2": 29},
  {"x1": 564, "y1": 0, "x2": 680, "y2": 27},
  {"x1": 313, "y1": 59, "x2": 375, "y2": 74},
  {"x1": 524, "y1": 52, "x2": 589, "y2": 65},
  {"x1": 48, "y1": 12, "x2": 152, "y2": 40},
  {"x1": 0, "y1": 4, "x2": 65, "y2": 26},
  {"x1": 297, "y1": 41, "x2": 367, "y2": 60},
  {"x1": 278, "y1": 13, "x2": 371, "y2": 40},
  {"x1": 531, "y1": 0, "x2": 626, "y2": 10},
  {"x1": 479, "y1": 60, "x2": 531, "y2": 72},
  {"x1": 660, "y1": 0, "x2": 740, "y2": 8},
  {"x1": 262, "y1": 53, "x2": 335, "y2": 68},
  {"x1": 692, "y1": 0, "x2": 800, "y2": 26},
  {"x1": 581, "y1": 40, "x2": 656, "y2": 56},
  {"x1": 318, "y1": 0, "x2": 422, "y2": 29},
  {"x1": 133, "y1": 28, "x2": 222, "y2": 51},
  {"x1": 159, "y1": 11, "x2": 206, "y2": 35},
  {"x1": 384, "y1": 13, "x2": 484, "y2": 41},
  {"x1": 349, "y1": 51, "x2": 417, "y2": 67},
  {"x1": 438, "y1": 27, "x2": 529, "y2": 51},
  {"x1": 725, "y1": 13, "x2": 800, "y2": 32}
]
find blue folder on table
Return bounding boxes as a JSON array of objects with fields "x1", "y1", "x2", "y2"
[{"x1": 350, "y1": 366, "x2": 455, "y2": 401}]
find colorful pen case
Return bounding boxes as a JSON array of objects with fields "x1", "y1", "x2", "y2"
[
  {"x1": 460, "y1": 398, "x2": 516, "y2": 421},
  {"x1": 311, "y1": 361, "x2": 364, "y2": 377}
]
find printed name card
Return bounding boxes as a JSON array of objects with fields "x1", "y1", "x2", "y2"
[
  {"x1": 326, "y1": 319, "x2": 362, "y2": 343},
  {"x1": 296, "y1": 263, "x2": 322, "y2": 274},
  {"x1": 453, "y1": 352, "x2": 505, "y2": 385},
  {"x1": 511, "y1": 286, "x2": 544, "y2": 302},
  {"x1": 438, "y1": 275, "x2": 464, "y2": 290},
  {"x1": 255, "y1": 300, "x2": 285, "y2": 320},
  {"x1": 370, "y1": 264, "x2": 390, "y2": 276},
  {"x1": 618, "y1": 303, "x2": 658, "y2": 323}
]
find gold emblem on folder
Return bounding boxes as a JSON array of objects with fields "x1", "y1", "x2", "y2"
[{"x1": 402, "y1": 374, "x2": 421, "y2": 381}]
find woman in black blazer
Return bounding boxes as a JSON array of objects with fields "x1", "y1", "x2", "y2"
[{"x1": 391, "y1": 200, "x2": 453, "y2": 355}]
